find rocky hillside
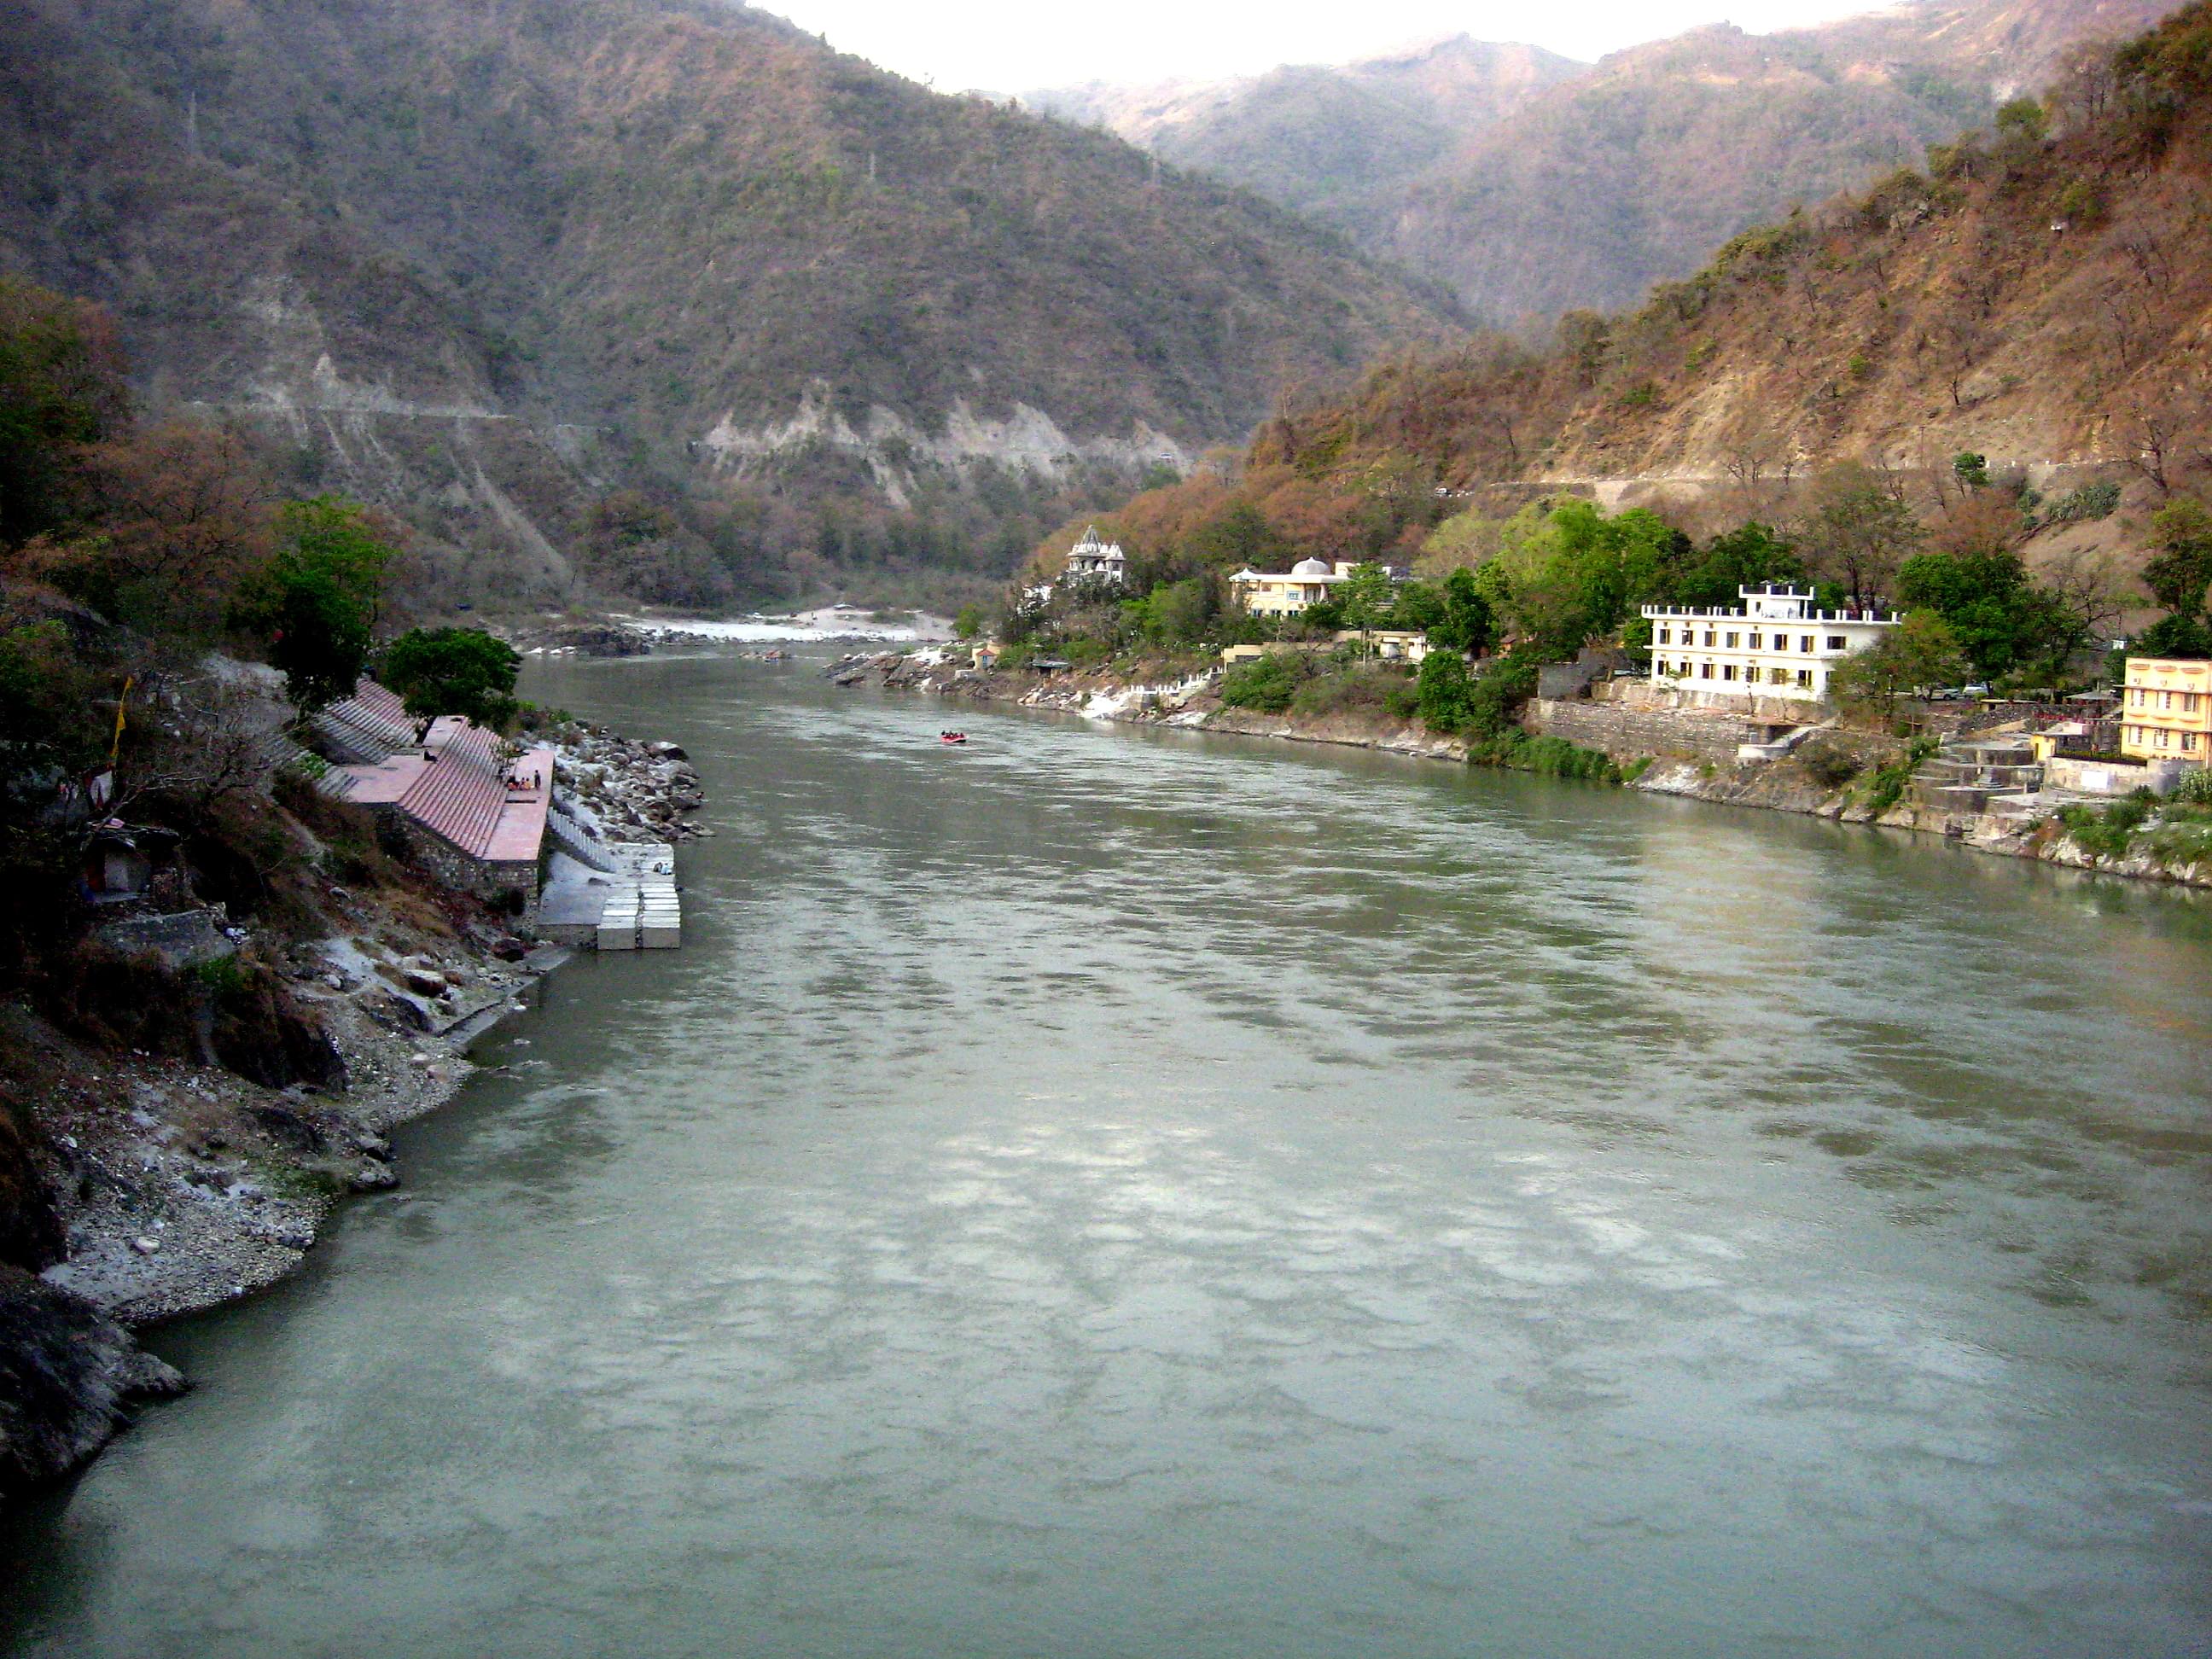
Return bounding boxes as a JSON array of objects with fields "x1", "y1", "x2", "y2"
[
  {"x1": 0, "y1": 0, "x2": 1459, "y2": 609},
  {"x1": 1045, "y1": 3, "x2": 2212, "y2": 589},
  {"x1": 1038, "y1": 0, "x2": 2178, "y2": 324}
]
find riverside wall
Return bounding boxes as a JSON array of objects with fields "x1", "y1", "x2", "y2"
[{"x1": 1525, "y1": 697, "x2": 1744, "y2": 765}]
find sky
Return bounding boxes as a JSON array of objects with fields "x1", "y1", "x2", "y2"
[{"x1": 745, "y1": 0, "x2": 1903, "y2": 92}]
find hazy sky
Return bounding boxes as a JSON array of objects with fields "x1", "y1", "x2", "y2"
[{"x1": 748, "y1": 0, "x2": 1898, "y2": 91}]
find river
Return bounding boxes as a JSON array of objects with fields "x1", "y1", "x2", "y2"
[{"x1": 5, "y1": 653, "x2": 2210, "y2": 1657}]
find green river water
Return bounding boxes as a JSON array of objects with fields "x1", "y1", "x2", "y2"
[{"x1": 3, "y1": 651, "x2": 2209, "y2": 1657}]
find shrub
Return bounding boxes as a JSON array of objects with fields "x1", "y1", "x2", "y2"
[
  {"x1": 2040, "y1": 481, "x2": 2121, "y2": 524},
  {"x1": 1860, "y1": 737, "x2": 1937, "y2": 817},
  {"x1": 1220, "y1": 652, "x2": 1303, "y2": 713},
  {"x1": 1798, "y1": 741, "x2": 1864, "y2": 789},
  {"x1": 1466, "y1": 729, "x2": 1620, "y2": 782},
  {"x1": 2057, "y1": 794, "x2": 2154, "y2": 859}
]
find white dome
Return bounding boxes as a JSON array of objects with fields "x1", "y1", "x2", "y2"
[{"x1": 1290, "y1": 557, "x2": 1332, "y2": 577}]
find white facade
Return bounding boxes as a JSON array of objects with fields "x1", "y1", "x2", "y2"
[
  {"x1": 1229, "y1": 559, "x2": 1412, "y2": 618},
  {"x1": 1064, "y1": 525, "x2": 1127, "y2": 585},
  {"x1": 1644, "y1": 585, "x2": 1899, "y2": 701}
]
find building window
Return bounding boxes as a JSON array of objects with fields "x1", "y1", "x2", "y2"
[
  {"x1": 1700, "y1": 663, "x2": 1714, "y2": 679},
  {"x1": 1796, "y1": 669, "x2": 1812, "y2": 688},
  {"x1": 1800, "y1": 636, "x2": 1813, "y2": 653},
  {"x1": 1826, "y1": 636, "x2": 1847, "y2": 651},
  {"x1": 2184, "y1": 692, "x2": 2199, "y2": 712},
  {"x1": 1726, "y1": 632, "x2": 1740, "y2": 649},
  {"x1": 2185, "y1": 732, "x2": 2199, "y2": 751},
  {"x1": 1657, "y1": 627, "x2": 1672, "y2": 644},
  {"x1": 1749, "y1": 632, "x2": 1764, "y2": 649},
  {"x1": 2130, "y1": 688, "x2": 2144, "y2": 707},
  {"x1": 1723, "y1": 664, "x2": 1738, "y2": 680},
  {"x1": 1703, "y1": 632, "x2": 1716, "y2": 647}
]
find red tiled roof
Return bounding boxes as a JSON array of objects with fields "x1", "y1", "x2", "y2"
[{"x1": 398, "y1": 721, "x2": 507, "y2": 858}]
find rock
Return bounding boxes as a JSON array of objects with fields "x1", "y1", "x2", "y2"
[
  {"x1": 354, "y1": 1136, "x2": 393, "y2": 1162},
  {"x1": 647, "y1": 741, "x2": 689, "y2": 761},
  {"x1": 129, "y1": 1236, "x2": 160, "y2": 1255},
  {"x1": 492, "y1": 937, "x2": 528, "y2": 962},
  {"x1": 347, "y1": 1163, "x2": 399, "y2": 1193},
  {"x1": 401, "y1": 967, "x2": 446, "y2": 998},
  {"x1": 248, "y1": 1103, "x2": 326, "y2": 1154},
  {"x1": 0, "y1": 1266, "x2": 188, "y2": 1494}
]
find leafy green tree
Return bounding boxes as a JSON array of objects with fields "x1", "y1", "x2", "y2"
[
  {"x1": 1826, "y1": 612, "x2": 1967, "y2": 725},
  {"x1": 1474, "y1": 500, "x2": 1683, "y2": 659},
  {"x1": 1661, "y1": 521, "x2": 1805, "y2": 609},
  {"x1": 1123, "y1": 576, "x2": 1214, "y2": 648},
  {"x1": 1897, "y1": 549, "x2": 2084, "y2": 681},
  {"x1": 1336, "y1": 562, "x2": 1396, "y2": 653},
  {"x1": 1952, "y1": 451, "x2": 1992, "y2": 492},
  {"x1": 1427, "y1": 567, "x2": 1495, "y2": 656},
  {"x1": 233, "y1": 497, "x2": 394, "y2": 713},
  {"x1": 378, "y1": 627, "x2": 522, "y2": 729},
  {"x1": 1415, "y1": 649, "x2": 1476, "y2": 731},
  {"x1": 2142, "y1": 495, "x2": 2212, "y2": 620},
  {"x1": 952, "y1": 603, "x2": 987, "y2": 640}
]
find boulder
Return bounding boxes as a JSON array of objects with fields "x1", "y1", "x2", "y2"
[{"x1": 0, "y1": 1265, "x2": 187, "y2": 1495}]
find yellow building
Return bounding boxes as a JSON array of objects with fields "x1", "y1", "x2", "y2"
[{"x1": 2121, "y1": 656, "x2": 2212, "y2": 762}]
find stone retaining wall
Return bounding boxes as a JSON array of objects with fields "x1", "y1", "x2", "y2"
[{"x1": 1525, "y1": 698, "x2": 1746, "y2": 764}]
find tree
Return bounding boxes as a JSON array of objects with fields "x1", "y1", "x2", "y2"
[
  {"x1": 952, "y1": 603, "x2": 987, "y2": 640},
  {"x1": 0, "y1": 276, "x2": 130, "y2": 551},
  {"x1": 1797, "y1": 464, "x2": 1922, "y2": 609},
  {"x1": 1827, "y1": 612, "x2": 1968, "y2": 725},
  {"x1": 232, "y1": 497, "x2": 395, "y2": 713},
  {"x1": 1896, "y1": 548, "x2": 2083, "y2": 682},
  {"x1": 27, "y1": 424, "x2": 277, "y2": 637},
  {"x1": 1183, "y1": 502, "x2": 1293, "y2": 572},
  {"x1": 1125, "y1": 576, "x2": 1213, "y2": 648},
  {"x1": 1427, "y1": 567, "x2": 1493, "y2": 656},
  {"x1": 2141, "y1": 495, "x2": 2212, "y2": 622},
  {"x1": 1952, "y1": 451, "x2": 1992, "y2": 492},
  {"x1": 1336, "y1": 562, "x2": 1395, "y2": 654},
  {"x1": 1415, "y1": 649, "x2": 1476, "y2": 731},
  {"x1": 1474, "y1": 500, "x2": 1683, "y2": 660},
  {"x1": 1661, "y1": 521, "x2": 1805, "y2": 610},
  {"x1": 378, "y1": 627, "x2": 522, "y2": 729}
]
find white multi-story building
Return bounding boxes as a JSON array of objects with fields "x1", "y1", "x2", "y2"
[{"x1": 1644, "y1": 584, "x2": 1900, "y2": 701}]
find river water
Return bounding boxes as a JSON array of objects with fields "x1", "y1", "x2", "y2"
[{"x1": 5, "y1": 654, "x2": 2210, "y2": 1657}]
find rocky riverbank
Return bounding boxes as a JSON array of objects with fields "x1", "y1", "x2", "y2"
[
  {"x1": 0, "y1": 715, "x2": 712, "y2": 1497},
  {"x1": 829, "y1": 650, "x2": 2212, "y2": 890}
]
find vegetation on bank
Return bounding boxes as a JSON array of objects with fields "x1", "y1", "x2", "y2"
[{"x1": 0, "y1": 273, "x2": 522, "y2": 1045}]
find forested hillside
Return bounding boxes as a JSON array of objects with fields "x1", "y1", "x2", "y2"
[
  {"x1": 0, "y1": 0, "x2": 1458, "y2": 610},
  {"x1": 1032, "y1": 38, "x2": 1584, "y2": 247},
  {"x1": 1041, "y1": 0, "x2": 2177, "y2": 324},
  {"x1": 1033, "y1": 3, "x2": 2212, "y2": 643}
]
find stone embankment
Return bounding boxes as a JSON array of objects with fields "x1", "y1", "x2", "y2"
[
  {"x1": 550, "y1": 723, "x2": 712, "y2": 843},
  {"x1": 829, "y1": 650, "x2": 2212, "y2": 890}
]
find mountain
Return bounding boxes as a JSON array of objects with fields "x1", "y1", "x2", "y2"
[
  {"x1": 1049, "y1": 2, "x2": 2212, "y2": 591},
  {"x1": 1031, "y1": 38, "x2": 1585, "y2": 242},
  {"x1": 0, "y1": 0, "x2": 1460, "y2": 609},
  {"x1": 1035, "y1": 0, "x2": 2180, "y2": 325}
]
